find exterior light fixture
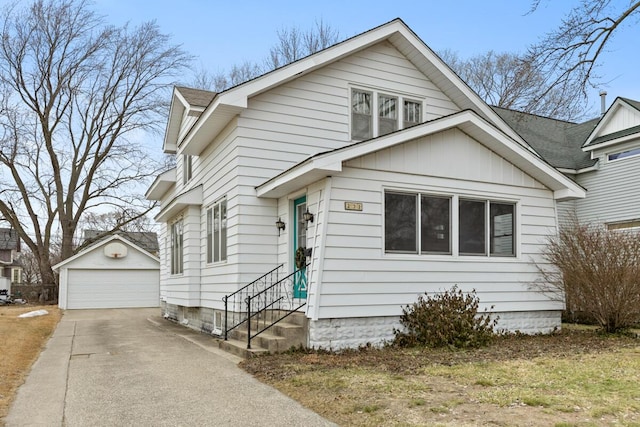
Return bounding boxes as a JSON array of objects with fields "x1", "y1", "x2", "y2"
[
  {"x1": 275, "y1": 218, "x2": 285, "y2": 236},
  {"x1": 303, "y1": 208, "x2": 314, "y2": 224}
]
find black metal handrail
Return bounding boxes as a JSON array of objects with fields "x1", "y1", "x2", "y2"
[
  {"x1": 223, "y1": 264, "x2": 284, "y2": 340},
  {"x1": 246, "y1": 264, "x2": 308, "y2": 349}
]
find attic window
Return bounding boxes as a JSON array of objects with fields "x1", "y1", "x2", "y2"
[
  {"x1": 351, "y1": 88, "x2": 423, "y2": 140},
  {"x1": 608, "y1": 147, "x2": 640, "y2": 162}
]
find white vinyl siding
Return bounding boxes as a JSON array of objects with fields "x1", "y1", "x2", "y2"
[
  {"x1": 157, "y1": 41, "x2": 465, "y2": 311},
  {"x1": 308, "y1": 128, "x2": 557, "y2": 320},
  {"x1": 573, "y1": 147, "x2": 640, "y2": 225}
]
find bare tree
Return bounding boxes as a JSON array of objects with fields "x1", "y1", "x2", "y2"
[
  {"x1": 266, "y1": 19, "x2": 341, "y2": 70},
  {"x1": 0, "y1": 0, "x2": 190, "y2": 285},
  {"x1": 191, "y1": 19, "x2": 341, "y2": 91},
  {"x1": 536, "y1": 219, "x2": 640, "y2": 332},
  {"x1": 441, "y1": 49, "x2": 586, "y2": 120},
  {"x1": 528, "y1": 0, "x2": 640, "y2": 105}
]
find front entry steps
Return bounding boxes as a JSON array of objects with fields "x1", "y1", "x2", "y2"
[{"x1": 216, "y1": 311, "x2": 308, "y2": 359}]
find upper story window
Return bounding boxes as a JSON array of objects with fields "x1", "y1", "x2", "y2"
[
  {"x1": 206, "y1": 198, "x2": 227, "y2": 263},
  {"x1": 607, "y1": 147, "x2": 640, "y2": 162},
  {"x1": 352, "y1": 90, "x2": 372, "y2": 140},
  {"x1": 385, "y1": 191, "x2": 515, "y2": 257},
  {"x1": 183, "y1": 155, "x2": 193, "y2": 184},
  {"x1": 170, "y1": 220, "x2": 184, "y2": 275},
  {"x1": 403, "y1": 100, "x2": 422, "y2": 128},
  {"x1": 378, "y1": 95, "x2": 398, "y2": 136},
  {"x1": 351, "y1": 88, "x2": 423, "y2": 140}
]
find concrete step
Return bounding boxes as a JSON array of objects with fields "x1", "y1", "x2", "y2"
[
  {"x1": 233, "y1": 328, "x2": 304, "y2": 353},
  {"x1": 217, "y1": 337, "x2": 269, "y2": 359}
]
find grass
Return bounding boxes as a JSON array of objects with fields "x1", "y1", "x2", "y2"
[
  {"x1": 242, "y1": 326, "x2": 640, "y2": 426},
  {"x1": 0, "y1": 305, "x2": 61, "y2": 422}
]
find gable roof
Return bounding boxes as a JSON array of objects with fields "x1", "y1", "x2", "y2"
[
  {"x1": 0, "y1": 227, "x2": 19, "y2": 251},
  {"x1": 163, "y1": 86, "x2": 217, "y2": 153},
  {"x1": 493, "y1": 107, "x2": 598, "y2": 171},
  {"x1": 177, "y1": 18, "x2": 532, "y2": 157},
  {"x1": 583, "y1": 97, "x2": 640, "y2": 150},
  {"x1": 53, "y1": 234, "x2": 159, "y2": 271},
  {"x1": 82, "y1": 230, "x2": 159, "y2": 254},
  {"x1": 256, "y1": 110, "x2": 585, "y2": 201}
]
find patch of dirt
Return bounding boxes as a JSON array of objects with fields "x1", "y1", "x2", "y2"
[{"x1": 241, "y1": 327, "x2": 640, "y2": 426}]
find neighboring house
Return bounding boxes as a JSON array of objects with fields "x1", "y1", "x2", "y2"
[
  {"x1": 82, "y1": 229, "x2": 160, "y2": 257},
  {"x1": 0, "y1": 227, "x2": 22, "y2": 290},
  {"x1": 55, "y1": 234, "x2": 160, "y2": 309},
  {"x1": 495, "y1": 96, "x2": 640, "y2": 229},
  {"x1": 146, "y1": 19, "x2": 586, "y2": 349}
]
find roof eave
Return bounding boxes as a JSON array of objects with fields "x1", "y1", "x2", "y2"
[
  {"x1": 256, "y1": 110, "x2": 585, "y2": 200},
  {"x1": 154, "y1": 185, "x2": 203, "y2": 222},
  {"x1": 146, "y1": 168, "x2": 176, "y2": 201}
]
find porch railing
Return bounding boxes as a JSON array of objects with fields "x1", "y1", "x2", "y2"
[
  {"x1": 223, "y1": 263, "x2": 308, "y2": 349},
  {"x1": 223, "y1": 264, "x2": 284, "y2": 340},
  {"x1": 245, "y1": 265, "x2": 308, "y2": 349}
]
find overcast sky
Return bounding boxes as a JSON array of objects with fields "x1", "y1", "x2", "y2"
[{"x1": 90, "y1": 0, "x2": 639, "y2": 117}]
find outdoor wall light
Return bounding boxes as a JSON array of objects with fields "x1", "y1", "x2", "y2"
[
  {"x1": 303, "y1": 208, "x2": 314, "y2": 224},
  {"x1": 276, "y1": 217, "x2": 285, "y2": 236}
]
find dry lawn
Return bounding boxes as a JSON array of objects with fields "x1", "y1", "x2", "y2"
[
  {"x1": 0, "y1": 305, "x2": 61, "y2": 422},
  {"x1": 242, "y1": 327, "x2": 640, "y2": 426}
]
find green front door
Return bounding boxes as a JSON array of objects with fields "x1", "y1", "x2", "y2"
[{"x1": 293, "y1": 196, "x2": 308, "y2": 299}]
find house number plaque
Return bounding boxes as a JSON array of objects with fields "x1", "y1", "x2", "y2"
[{"x1": 344, "y1": 201, "x2": 363, "y2": 211}]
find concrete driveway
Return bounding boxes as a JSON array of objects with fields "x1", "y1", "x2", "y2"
[{"x1": 6, "y1": 308, "x2": 336, "y2": 427}]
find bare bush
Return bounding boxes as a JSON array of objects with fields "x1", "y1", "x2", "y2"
[
  {"x1": 393, "y1": 286, "x2": 498, "y2": 349},
  {"x1": 538, "y1": 220, "x2": 640, "y2": 332}
]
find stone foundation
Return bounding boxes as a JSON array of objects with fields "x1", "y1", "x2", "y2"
[
  {"x1": 161, "y1": 302, "x2": 562, "y2": 350},
  {"x1": 161, "y1": 301, "x2": 224, "y2": 335},
  {"x1": 308, "y1": 310, "x2": 562, "y2": 350}
]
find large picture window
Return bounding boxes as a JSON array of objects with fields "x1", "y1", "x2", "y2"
[
  {"x1": 207, "y1": 198, "x2": 227, "y2": 263},
  {"x1": 170, "y1": 220, "x2": 183, "y2": 275},
  {"x1": 385, "y1": 191, "x2": 515, "y2": 257}
]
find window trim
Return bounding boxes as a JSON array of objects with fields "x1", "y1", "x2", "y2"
[
  {"x1": 206, "y1": 197, "x2": 228, "y2": 264},
  {"x1": 350, "y1": 87, "x2": 424, "y2": 140},
  {"x1": 170, "y1": 219, "x2": 184, "y2": 275},
  {"x1": 183, "y1": 155, "x2": 193, "y2": 184},
  {"x1": 607, "y1": 146, "x2": 640, "y2": 162},
  {"x1": 383, "y1": 189, "x2": 517, "y2": 258}
]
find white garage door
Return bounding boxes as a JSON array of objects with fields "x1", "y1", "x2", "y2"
[{"x1": 67, "y1": 269, "x2": 159, "y2": 309}]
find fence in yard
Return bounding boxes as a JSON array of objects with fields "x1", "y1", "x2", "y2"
[{"x1": 11, "y1": 284, "x2": 57, "y2": 303}]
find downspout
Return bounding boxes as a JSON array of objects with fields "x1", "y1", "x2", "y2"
[{"x1": 309, "y1": 177, "x2": 332, "y2": 321}]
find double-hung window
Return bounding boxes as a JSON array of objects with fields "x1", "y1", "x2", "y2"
[
  {"x1": 170, "y1": 220, "x2": 184, "y2": 275},
  {"x1": 207, "y1": 198, "x2": 227, "y2": 263},
  {"x1": 352, "y1": 90, "x2": 372, "y2": 140},
  {"x1": 459, "y1": 199, "x2": 515, "y2": 256},
  {"x1": 378, "y1": 95, "x2": 398, "y2": 136},
  {"x1": 351, "y1": 88, "x2": 423, "y2": 140},
  {"x1": 183, "y1": 155, "x2": 193, "y2": 184},
  {"x1": 403, "y1": 100, "x2": 422, "y2": 128},
  {"x1": 385, "y1": 191, "x2": 515, "y2": 257}
]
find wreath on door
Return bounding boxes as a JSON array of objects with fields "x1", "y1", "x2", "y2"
[{"x1": 295, "y1": 247, "x2": 307, "y2": 269}]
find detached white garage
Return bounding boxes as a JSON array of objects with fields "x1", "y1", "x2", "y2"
[{"x1": 55, "y1": 234, "x2": 160, "y2": 309}]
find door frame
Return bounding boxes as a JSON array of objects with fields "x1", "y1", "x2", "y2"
[{"x1": 292, "y1": 195, "x2": 307, "y2": 299}]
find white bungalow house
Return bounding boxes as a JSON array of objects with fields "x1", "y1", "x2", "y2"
[{"x1": 146, "y1": 19, "x2": 586, "y2": 350}]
